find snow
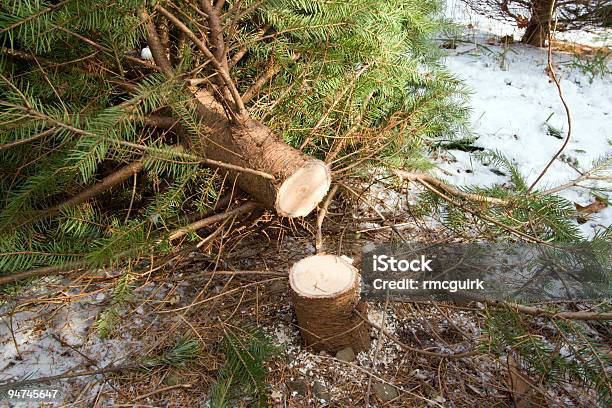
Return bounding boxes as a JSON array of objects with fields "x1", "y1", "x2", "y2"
[
  {"x1": 437, "y1": 1, "x2": 612, "y2": 239},
  {"x1": 445, "y1": 0, "x2": 611, "y2": 47},
  {"x1": 140, "y1": 46, "x2": 153, "y2": 61},
  {"x1": 0, "y1": 274, "x2": 155, "y2": 407}
]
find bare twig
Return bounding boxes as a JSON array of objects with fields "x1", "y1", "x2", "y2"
[
  {"x1": 168, "y1": 201, "x2": 259, "y2": 242},
  {"x1": 393, "y1": 169, "x2": 511, "y2": 207},
  {"x1": 0, "y1": 363, "x2": 139, "y2": 391},
  {"x1": 131, "y1": 383, "x2": 193, "y2": 401},
  {"x1": 365, "y1": 295, "x2": 389, "y2": 406},
  {"x1": 315, "y1": 184, "x2": 339, "y2": 253},
  {"x1": 528, "y1": 0, "x2": 572, "y2": 192},
  {"x1": 0, "y1": 261, "x2": 86, "y2": 286},
  {"x1": 242, "y1": 53, "x2": 300, "y2": 103},
  {"x1": 493, "y1": 301, "x2": 612, "y2": 321}
]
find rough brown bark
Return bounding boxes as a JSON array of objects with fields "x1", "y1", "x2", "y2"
[
  {"x1": 522, "y1": 0, "x2": 554, "y2": 46},
  {"x1": 194, "y1": 90, "x2": 331, "y2": 217},
  {"x1": 289, "y1": 254, "x2": 371, "y2": 352},
  {"x1": 145, "y1": 6, "x2": 330, "y2": 217}
]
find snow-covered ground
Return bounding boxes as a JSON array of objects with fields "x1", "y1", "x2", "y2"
[{"x1": 438, "y1": 1, "x2": 611, "y2": 239}]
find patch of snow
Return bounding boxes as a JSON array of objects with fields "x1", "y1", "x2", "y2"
[
  {"x1": 438, "y1": 3, "x2": 611, "y2": 239},
  {"x1": 0, "y1": 286, "x2": 142, "y2": 407},
  {"x1": 140, "y1": 46, "x2": 153, "y2": 61}
]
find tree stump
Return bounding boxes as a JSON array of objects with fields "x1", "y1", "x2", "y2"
[{"x1": 289, "y1": 254, "x2": 370, "y2": 352}]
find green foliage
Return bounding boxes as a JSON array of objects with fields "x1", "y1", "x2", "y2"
[
  {"x1": 563, "y1": 49, "x2": 611, "y2": 84},
  {"x1": 234, "y1": 0, "x2": 470, "y2": 164},
  {"x1": 209, "y1": 327, "x2": 279, "y2": 408},
  {"x1": 0, "y1": 0, "x2": 468, "y2": 279},
  {"x1": 142, "y1": 335, "x2": 201, "y2": 368},
  {"x1": 484, "y1": 306, "x2": 612, "y2": 405},
  {"x1": 414, "y1": 150, "x2": 605, "y2": 243}
]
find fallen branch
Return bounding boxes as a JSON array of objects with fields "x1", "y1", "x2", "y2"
[
  {"x1": 412, "y1": 176, "x2": 547, "y2": 243},
  {"x1": 168, "y1": 201, "x2": 259, "y2": 242},
  {"x1": 0, "y1": 261, "x2": 86, "y2": 286},
  {"x1": 540, "y1": 158, "x2": 612, "y2": 196},
  {"x1": 438, "y1": 290, "x2": 612, "y2": 321},
  {"x1": 392, "y1": 169, "x2": 511, "y2": 207},
  {"x1": 0, "y1": 363, "x2": 139, "y2": 391},
  {"x1": 493, "y1": 300, "x2": 612, "y2": 321}
]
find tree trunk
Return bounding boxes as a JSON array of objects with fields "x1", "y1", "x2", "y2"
[
  {"x1": 193, "y1": 90, "x2": 331, "y2": 218},
  {"x1": 522, "y1": 0, "x2": 555, "y2": 47},
  {"x1": 289, "y1": 254, "x2": 371, "y2": 352}
]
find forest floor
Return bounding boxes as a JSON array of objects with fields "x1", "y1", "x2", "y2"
[{"x1": 1, "y1": 4, "x2": 610, "y2": 408}]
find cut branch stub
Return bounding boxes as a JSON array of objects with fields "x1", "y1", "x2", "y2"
[
  {"x1": 289, "y1": 254, "x2": 370, "y2": 352},
  {"x1": 194, "y1": 90, "x2": 331, "y2": 217}
]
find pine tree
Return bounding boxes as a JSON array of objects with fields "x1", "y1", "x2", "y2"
[{"x1": 0, "y1": 0, "x2": 468, "y2": 277}]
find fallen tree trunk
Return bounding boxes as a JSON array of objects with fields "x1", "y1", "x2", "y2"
[
  {"x1": 289, "y1": 254, "x2": 370, "y2": 352},
  {"x1": 143, "y1": 8, "x2": 331, "y2": 219},
  {"x1": 193, "y1": 90, "x2": 331, "y2": 217}
]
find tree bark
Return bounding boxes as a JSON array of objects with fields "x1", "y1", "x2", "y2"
[
  {"x1": 289, "y1": 254, "x2": 371, "y2": 352},
  {"x1": 522, "y1": 0, "x2": 554, "y2": 47},
  {"x1": 193, "y1": 90, "x2": 331, "y2": 217}
]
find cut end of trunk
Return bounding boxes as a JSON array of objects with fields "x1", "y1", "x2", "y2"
[
  {"x1": 275, "y1": 161, "x2": 331, "y2": 218},
  {"x1": 290, "y1": 254, "x2": 356, "y2": 298}
]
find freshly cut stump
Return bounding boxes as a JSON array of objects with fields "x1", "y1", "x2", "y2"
[
  {"x1": 194, "y1": 90, "x2": 331, "y2": 217},
  {"x1": 289, "y1": 254, "x2": 370, "y2": 352}
]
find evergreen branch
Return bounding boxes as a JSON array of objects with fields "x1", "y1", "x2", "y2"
[
  {"x1": 541, "y1": 157, "x2": 612, "y2": 196},
  {"x1": 34, "y1": 160, "x2": 145, "y2": 221},
  {"x1": 417, "y1": 177, "x2": 548, "y2": 243},
  {"x1": 0, "y1": 127, "x2": 55, "y2": 151},
  {"x1": 209, "y1": 326, "x2": 277, "y2": 407},
  {"x1": 0, "y1": 102, "x2": 275, "y2": 178},
  {"x1": 0, "y1": 0, "x2": 72, "y2": 35}
]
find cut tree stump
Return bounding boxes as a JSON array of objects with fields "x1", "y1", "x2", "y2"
[
  {"x1": 194, "y1": 90, "x2": 331, "y2": 217},
  {"x1": 289, "y1": 254, "x2": 370, "y2": 352}
]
